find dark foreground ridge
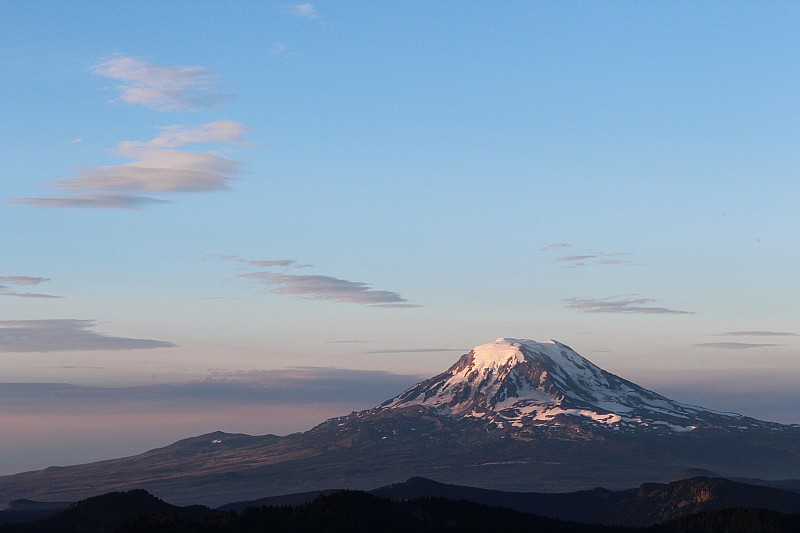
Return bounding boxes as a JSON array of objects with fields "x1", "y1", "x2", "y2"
[
  {"x1": 3, "y1": 483, "x2": 800, "y2": 533},
  {"x1": 5, "y1": 476, "x2": 800, "y2": 531}
]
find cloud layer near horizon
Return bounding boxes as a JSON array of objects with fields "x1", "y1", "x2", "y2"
[
  {"x1": 694, "y1": 342, "x2": 786, "y2": 350},
  {"x1": 0, "y1": 320, "x2": 175, "y2": 352},
  {"x1": 0, "y1": 367, "x2": 422, "y2": 411},
  {"x1": 363, "y1": 347, "x2": 466, "y2": 354},
  {"x1": 719, "y1": 330, "x2": 799, "y2": 337}
]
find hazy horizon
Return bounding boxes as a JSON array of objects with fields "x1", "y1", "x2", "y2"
[{"x1": 2, "y1": 2, "x2": 798, "y2": 476}]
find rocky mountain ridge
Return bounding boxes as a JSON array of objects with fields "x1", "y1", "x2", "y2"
[{"x1": 381, "y1": 338, "x2": 780, "y2": 434}]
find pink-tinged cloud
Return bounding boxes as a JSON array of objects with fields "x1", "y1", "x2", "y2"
[
  {"x1": 93, "y1": 56, "x2": 225, "y2": 111},
  {"x1": 247, "y1": 259, "x2": 301, "y2": 268},
  {"x1": 12, "y1": 122, "x2": 247, "y2": 209},
  {"x1": 0, "y1": 275, "x2": 62, "y2": 298},
  {"x1": 556, "y1": 250, "x2": 633, "y2": 268},
  {"x1": 0, "y1": 319, "x2": 175, "y2": 352},
  {"x1": 242, "y1": 271, "x2": 419, "y2": 307},
  {"x1": 0, "y1": 276, "x2": 49, "y2": 286},
  {"x1": 558, "y1": 254, "x2": 598, "y2": 262},
  {"x1": 220, "y1": 256, "x2": 418, "y2": 307},
  {"x1": 64, "y1": 154, "x2": 239, "y2": 193},
  {"x1": 119, "y1": 121, "x2": 247, "y2": 149},
  {"x1": 0, "y1": 292, "x2": 62, "y2": 299},
  {"x1": 565, "y1": 296, "x2": 694, "y2": 315},
  {"x1": 541, "y1": 242, "x2": 571, "y2": 251},
  {"x1": 216, "y1": 256, "x2": 307, "y2": 268},
  {"x1": 11, "y1": 194, "x2": 168, "y2": 210}
]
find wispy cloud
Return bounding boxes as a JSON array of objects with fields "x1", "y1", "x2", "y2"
[
  {"x1": 0, "y1": 319, "x2": 175, "y2": 352},
  {"x1": 202, "y1": 366, "x2": 420, "y2": 396},
  {"x1": 216, "y1": 255, "x2": 309, "y2": 269},
  {"x1": 363, "y1": 348, "x2": 466, "y2": 354},
  {"x1": 223, "y1": 257, "x2": 419, "y2": 308},
  {"x1": 0, "y1": 276, "x2": 49, "y2": 286},
  {"x1": 11, "y1": 122, "x2": 247, "y2": 209},
  {"x1": 556, "y1": 252, "x2": 633, "y2": 268},
  {"x1": 1, "y1": 367, "x2": 422, "y2": 409},
  {"x1": 0, "y1": 275, "x2": 62, "y2": 298},
  {"x1": 242, "y1": 271, "x2": 419, "y2": 307},
  {"x1": 0, "y1": 292, "x2": 62, "y2": 299},
  {"x1": 118, "y1": 121, "x2": 247, "y2": 149},
  {"x1": 718, "y1": 330, "x2": 799, "y2": 337},
  {"x1": 248, "y1": 259, "x2": 308, "y2": 268},
  {"x1": 541, "y1": 243, "x2": 633, "y2": 267},
  {"x1": 694, "y1": 342, "x2": 786, "y2": 350},
  {"x1": 13, "y1": 194, "x2": 169, "y2": 210},
  {"x1": 289, "y1": 3, "x2": 319, "y2": 19},
  {"x1": 565, "y1": 296, "x2": 694, "y2": 315},
  {"x1": 93, "y1": 56, "x2": 225, "y2": 111},
  {"x1": 541, "y1": 242, "x2": 571, "y2": 251}
]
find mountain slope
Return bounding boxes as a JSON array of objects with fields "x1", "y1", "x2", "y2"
[
  {"x1": 0, "y1": 337, "x2": 798, "y2": 507},
  {"x1": 383, "y1": 338, "x2": 778, "y2": 433}
]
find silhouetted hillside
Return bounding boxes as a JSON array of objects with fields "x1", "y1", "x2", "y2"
[
  {"x1": 113, "y1": 491, "x2": 630, "y2": 533},
  {"x1": 0, "y1": 489, "x2": 213, "y2": 533},
  {"x1": 371, "y1": 475, "x2": 800, "y2": 526},
  {"x1": 4, "y1": 483, "x2": 800, "y2": 532}
]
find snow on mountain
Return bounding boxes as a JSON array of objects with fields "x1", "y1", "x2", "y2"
[{"x1": 382, "y1": 337, "x2": 759, "y2": 433}]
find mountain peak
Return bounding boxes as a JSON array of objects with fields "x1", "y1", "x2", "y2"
[
  {"x1": 470, "y1": 337, "x2": 567, "y2": 368},
  {"x1": 382, "y1": 336, "x2": 758, "y2": 433}
]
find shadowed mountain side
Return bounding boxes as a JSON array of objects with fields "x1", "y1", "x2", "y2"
[
  {"x1": 3, "y1": 409, "x2": 800, "y2": 508},
  {"x1": 4, "y1": 486, "x2": 800, "y2": 532}
]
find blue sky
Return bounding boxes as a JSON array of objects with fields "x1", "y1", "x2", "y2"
[{"x1": 2, "y1": 2, "x2": 799, "y2": 473}]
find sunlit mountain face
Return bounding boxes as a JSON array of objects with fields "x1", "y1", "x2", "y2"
[{"x1": 382, "y1": 338, "x2": 781, "y2": 434}]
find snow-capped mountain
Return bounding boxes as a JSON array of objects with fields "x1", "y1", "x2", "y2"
[
  {"x1": 1, "y1": 337, "x2": 798, "y2": 507},
  {"x1": 381, "y1": 337, "x2": 767, "y2": 433}
]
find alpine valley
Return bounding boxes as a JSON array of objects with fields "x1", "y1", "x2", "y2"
[{"x1": 2, "y1": 338, "x2": 799, "y2": 508}]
